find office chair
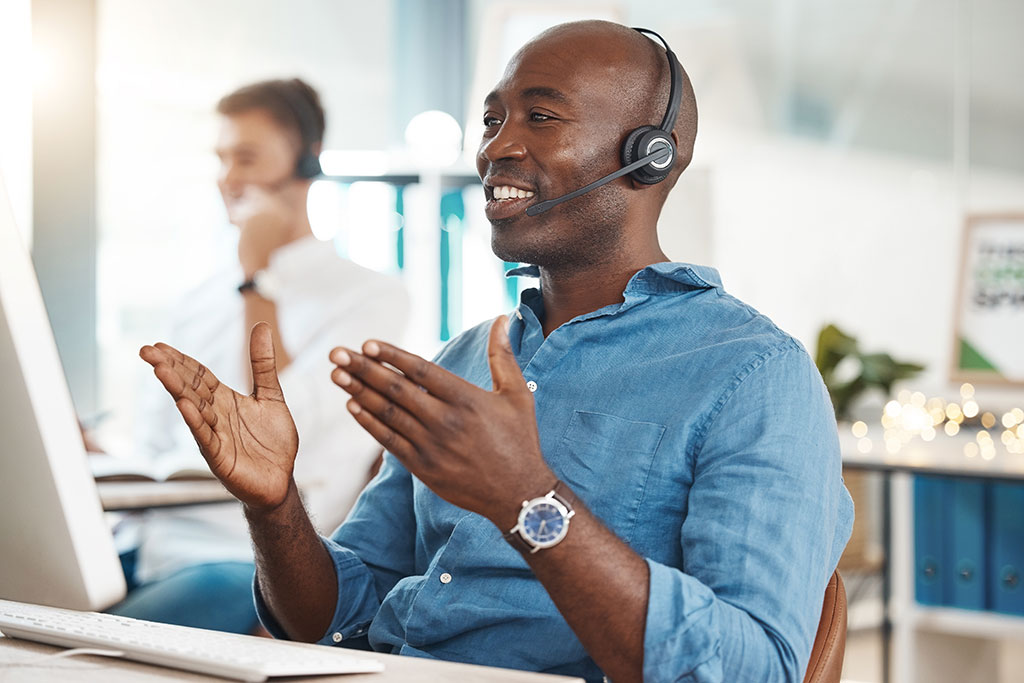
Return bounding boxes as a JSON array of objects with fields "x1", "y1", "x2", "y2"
[{"x1": 803, "y1": 571, "x2": 848, "y2": 683}]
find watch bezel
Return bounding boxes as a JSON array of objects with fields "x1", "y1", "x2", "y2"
[{"x1": 513, "y1": 492, "x2": 573, "y2": 552}]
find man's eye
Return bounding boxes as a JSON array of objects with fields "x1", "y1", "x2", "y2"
[
  {"x1": 530, "y1": 112, "x2": 553, "y2": 122},
  {"x1": 483, "y1": 115, "x2": 502, "y2": 127}
]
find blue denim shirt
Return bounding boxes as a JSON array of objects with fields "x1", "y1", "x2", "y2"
[{"x1": 256, "y1": 262, "x2": 854, "y2": 682}]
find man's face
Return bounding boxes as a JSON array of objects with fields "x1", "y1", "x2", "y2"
[
  {"x1": 215, "y1": 109, "x2": 298, "y2": 223},
  {"x1": 476, "y1": 36, "x2": 633, "y2": 269}
]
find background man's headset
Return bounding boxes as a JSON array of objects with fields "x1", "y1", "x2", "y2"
[
  {"x1": 525, "y1": 27, "x2": 683, "y2": 216},
  {"x1": 273, "y1": 80, "x2": 323, "y2": 180}
]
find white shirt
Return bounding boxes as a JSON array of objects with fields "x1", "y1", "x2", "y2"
[{"x1": 132, "y1": 236, "x2": 409, "y2": 582}]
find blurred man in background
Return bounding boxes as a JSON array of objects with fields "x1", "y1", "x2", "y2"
[{"x1": 105, "y1": 78, "x2": 409, "y2": 633}]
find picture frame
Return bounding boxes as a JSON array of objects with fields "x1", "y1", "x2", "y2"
[{"x1": 951, "y1": 213, "x2": 1024, "y2": 385}]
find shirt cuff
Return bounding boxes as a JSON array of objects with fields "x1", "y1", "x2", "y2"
[
  {"x1": 253, "y1": 535, "x2": 378, "y2": 645},
  {"x1": 643, "y1": 558, "x2": 722, "y2": 682}
]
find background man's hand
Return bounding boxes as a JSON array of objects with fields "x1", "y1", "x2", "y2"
[
  {"x1": 78, "y1": 421, "x2": 105, "y2": 455},
  {"x1": 329, "y1": 317, "x2": 555, "y2": 530},
  {"x1": 231, "y1": 181, "x2": 308, "y2": 276},
  {"x1": 139, "y1": 322, "x2": 299, "y2": 511}
]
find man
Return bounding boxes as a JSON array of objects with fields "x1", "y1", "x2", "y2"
[
  {"x1": 112, "y1": 79, "x2": 408, "y2": 633},
  {"x1": 141, "y1": 23, "x2": 852, "y2": 682}
]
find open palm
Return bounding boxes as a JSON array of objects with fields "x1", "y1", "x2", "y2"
[{"x1": 140, "y1": 322, "x2": 298, "y2": 510}]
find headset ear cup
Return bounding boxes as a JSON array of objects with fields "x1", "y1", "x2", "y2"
[
  {"x1": 621, "y1": 125, "x2": 653, "y2": 167},
  {"x1": 620, "y1": 125, "x2": 674, "y2": 185},
  {"x1": 295, "y1": 152, "x2": 322, "y2": 179}
]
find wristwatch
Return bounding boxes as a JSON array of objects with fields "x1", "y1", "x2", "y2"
[
  {"x1": 505, "y1": 481, "x2": 578, "y2": 554},
  {"x1": 237, "y1": 269, "x2": 281, "y2": 301}
]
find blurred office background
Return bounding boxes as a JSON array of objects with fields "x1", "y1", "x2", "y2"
[{"x1": 2, "y1": 1, "x2": 1023, "y2": 681}]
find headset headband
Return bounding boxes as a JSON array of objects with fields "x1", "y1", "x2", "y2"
[{"x1": 632, "y1": 28, "x2": 682, "y2": 136}]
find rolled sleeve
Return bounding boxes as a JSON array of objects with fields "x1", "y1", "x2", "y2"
[
  {"x1": 254, "y1": 536, "x2": 382, "y2": 644},
  {"x1": 254, "y1": 453, "x2": 418, "y2": 645},
  {"x1": 643, "y1": 344, "x2": 853, "y2": 683}
]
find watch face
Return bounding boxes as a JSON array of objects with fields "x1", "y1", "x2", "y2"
[{"x1": 522, "y1": 501, "x2": 567, "y2": 546}]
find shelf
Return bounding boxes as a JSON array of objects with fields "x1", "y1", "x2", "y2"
[{"x1": 911, "y1": 605, "x2": 1024, "y2": 640}]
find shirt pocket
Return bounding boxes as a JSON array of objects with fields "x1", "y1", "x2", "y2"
[{"x1": 557, "y1": 410, "x2": 666, "y2": 545}]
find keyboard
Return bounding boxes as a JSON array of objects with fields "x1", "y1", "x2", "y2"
[{"x1": 0, "y1": 599, "x2": 384, "y2": 681}]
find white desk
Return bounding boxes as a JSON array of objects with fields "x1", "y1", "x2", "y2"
[{"x1": 0, "y1": 633, "x2": 584, "y2": 682}]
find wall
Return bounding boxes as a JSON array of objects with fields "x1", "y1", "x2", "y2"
[{"x1": 0, "y1": 0, "x2": 33, "y2": 242}]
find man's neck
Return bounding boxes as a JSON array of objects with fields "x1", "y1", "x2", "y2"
[{"x1": 536, "y1": 247, "x2": 669, "y2": 337}]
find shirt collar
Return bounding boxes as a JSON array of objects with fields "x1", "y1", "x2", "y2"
[{"x1": 504, "y1": 262, "x2": 723, "y2": 294}]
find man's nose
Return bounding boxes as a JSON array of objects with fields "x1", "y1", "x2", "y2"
[
  {"x1": 218, "y1": 165, "x2": 243, "y2": 195},
  {"x1": 478, "y1": 123, "x2": 527, "y2": 164}
]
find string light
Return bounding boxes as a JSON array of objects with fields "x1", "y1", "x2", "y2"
[{"x1": 855, "y1": 387, "x2": 1024, "y2": 460}]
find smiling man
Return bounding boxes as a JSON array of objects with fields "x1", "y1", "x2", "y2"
[{"x1": 141, "y1": 21, "x2": 853, "y2": 683}]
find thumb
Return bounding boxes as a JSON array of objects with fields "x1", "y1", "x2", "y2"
[
  {"x1": 487, "y1": 315, "x2": 525, "y2": 394},
  {"x1": 249, "y1": 322, "x2": 284, "y2": 400}
]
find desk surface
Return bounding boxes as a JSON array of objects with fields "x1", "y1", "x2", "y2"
[
  {"x1": 0, "y1": 634, "x2": 583, "y2": 682},
  {"x1": 97, "y1": 480, "x2": 236, "y2": 511},
  {"x1": 840, "y1": 430, "x2": 1024, "y2": 480}
]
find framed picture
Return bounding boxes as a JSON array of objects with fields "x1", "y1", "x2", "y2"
[{"x1": 951, "y1": 214, "x2": 1024, "y2": 385}]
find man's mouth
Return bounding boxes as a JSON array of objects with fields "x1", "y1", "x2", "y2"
[
  {"x1": 482, "y1": 179, "x2": 539, "y2": 221},
  {"x1": 486, "y1": 184, "x2": 536, "y2": 201}
]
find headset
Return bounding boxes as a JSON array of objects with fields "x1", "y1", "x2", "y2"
[
  {"x1": 275, "y1": 81, "x2": 323, "y2": 180},
  {"x1": 525, "y1": 27, "x2": 683, "y2": 217}
]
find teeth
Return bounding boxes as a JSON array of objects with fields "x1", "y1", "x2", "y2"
[{"x1": 492, "y1": 185, "x2": 534, "y2": 200}]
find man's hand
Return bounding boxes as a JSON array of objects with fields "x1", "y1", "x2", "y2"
[
  {"x1": 232, "y1": 182, "x2": 307, "y2": 277},
  {"x1": 78, "y1": 421, "x2": 105, "y2": 455},
  {"x1": 139, "y1": 322, "x2": 299, "y2": 511},
  {"x1": 329, "y1": 316, "x2": 555, "y2": 528}
]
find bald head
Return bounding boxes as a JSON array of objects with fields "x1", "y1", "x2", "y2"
[
  {"x1": 477, "y1": 21, "x2": 699, "y2": 270},
  {"x1": 513, "y1": 20, "x2": 698, "y2": 186}
]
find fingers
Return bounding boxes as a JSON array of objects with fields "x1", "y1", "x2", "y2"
[
  {"x1": 153, "y1": 365, "x2": 219, "y2": 428},
  {"x1": 143, "y1": 343, "x2": 220, "y2": 399},
  {"x1": 331, "y1": 362, "x2": 435, "y2": 446},
  {"x1": 486, "y1": 315, "x2": 527, "y2": 394},
  {"x1": 337, "y1": 341, "x2": 472, "y2": 404},
  {"x1": 331, "y1": 347, "x2": 445, "y2": 418},
  {"x1": 146, "y1": 352, "x2": 215, "y2": 408},
  {"x1": 345, "y1": 399, "x2": 420, "y2": 465},
  {"x1": 175, "y1": 398, "x2": 220, "y2": 456},
  {"x1": 249, "y1": 322, "x2": 284, "y2": 401}
]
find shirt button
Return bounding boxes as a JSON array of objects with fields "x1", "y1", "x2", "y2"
[
  {"x1": 439, "y1": 572, "x2": 452, "y2": 584},
  {"x1": 332, "y1": 632, "x2": 343, "y2": 643},
  {"x1": 526, "y1": 380, "x2": 537, "y2": 393}
]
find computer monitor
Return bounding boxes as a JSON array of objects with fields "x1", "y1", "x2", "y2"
[{"x1": 0, "y1": 176, "x2": 126, "y2": 610}]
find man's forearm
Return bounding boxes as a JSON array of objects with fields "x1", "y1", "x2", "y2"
[
  {"x1": 245, "y1": 479, "x2": 338, "y2": 642},
  {"x1": 503, "y1": 502, "x2": 649, "y2": 683}
]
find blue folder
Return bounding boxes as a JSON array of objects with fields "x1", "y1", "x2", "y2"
[
  {"x1": 988, "y1": 482, "x2": 1024, "y2": 615},
  {"x1": 946, "y1": 479, "x2": 986, "y2": 609},
  {"x1": 914, "y1": 475, "x2": 947, "y2": 606}
]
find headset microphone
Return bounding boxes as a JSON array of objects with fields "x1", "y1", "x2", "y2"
[
  {"x1": 525, "y1": 145, "x2": 672, "y2": 216},
  {"x1": 524, "y1": 27, "x2": 682, "y2": 218}
]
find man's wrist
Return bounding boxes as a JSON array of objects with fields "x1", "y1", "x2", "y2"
[
  {"x1": 241, "y1": 260, "x2": 271, "y2": 280},
  {"x1": 503, "y1": 480, "x2": 580, "y2": 555},
  {"x1": 242, "y1": 478, "x2": 301, "y2": 524},
  {"x1": 487, "y1": 468, "x2": 562, "y2": 534}
]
